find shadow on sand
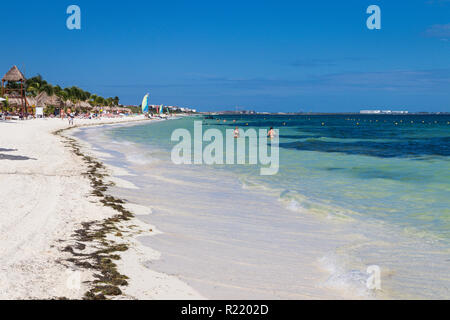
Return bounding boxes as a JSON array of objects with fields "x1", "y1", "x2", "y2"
[{"x1": 0, "y1": 148, "x2": 36, "y2": 161}]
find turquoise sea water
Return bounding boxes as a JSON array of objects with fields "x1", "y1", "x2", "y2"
[
  {"x1": 76, "y1": 115, "x2": 450, "y2": 299},
  {"x1": 113, "y1": 115, "x2": 450, "y2": 240}
]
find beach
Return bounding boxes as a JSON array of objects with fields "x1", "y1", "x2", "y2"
[
  {"x1": 1, "y1": 0, "x2": 448, "y2": 306},
  {"x1": 0, "y1": 116, "x2": 203, "y2": 299}
]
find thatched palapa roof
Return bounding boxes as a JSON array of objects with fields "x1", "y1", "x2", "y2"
[
  {"x1": 5, "y1": 96, "x2": 32, "y2": 107},
  {"x1": 75, "y1": 101, "x2": 92, "y2": 109},
  {"x1": 37, "y1": 92, "x2": 64, "y2": 107},
  {"x1": 65, "y1": 100, "x2": 74, "y2": 108},
  {"x1": 2, "y1": 65, "x2": 26, "y2": 82},
  {"x1": 65, "y1": 100, "x2": 92, "y2": 109},
  {"x1": 111, "y1": 106, "x2": 132, "y2": 113},
  {"x1": 34, "y1": 91, "x2": 50, "y2": 107}
]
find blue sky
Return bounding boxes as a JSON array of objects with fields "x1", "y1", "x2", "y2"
[{"x1": 0, "y1": 0, "x2": 449, "y2": 112}]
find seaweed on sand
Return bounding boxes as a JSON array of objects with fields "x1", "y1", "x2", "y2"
[{"x1": 53, "y1": 125, "x2": 143, "y2": 300}]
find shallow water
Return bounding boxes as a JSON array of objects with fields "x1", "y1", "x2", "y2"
[{"x1": 75, "y1": 115, "x2": 450, "y2": 299}]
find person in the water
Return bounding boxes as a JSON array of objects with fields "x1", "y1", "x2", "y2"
[
  {"x1": 268, "y1": 127, "x2": 276, "y2": 139},
  {"x1": 234, "y1": 126, "x2": 240, "y2": 138}
]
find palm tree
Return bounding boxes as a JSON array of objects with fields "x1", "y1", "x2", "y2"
[
  {"x1": 63, "y1": 87, "x2": 73, "y2": 103},
  {"x1": 59, "y1": 91, "x2": 69, "y2": 107},
  {"x1": 83, "y1": 91, "x2": 91, "y2": 101},
  {"x1": 25, "y1": 75, "x2": 48, "y2": 96},
  {"x1": 53, "y1": 85, "x2": 62, "y2": 95},
  {"x1": 53, "y1": 86, "x2": 67, "y2": 108},
  {"x1": 95, "y1": 96, "x2": 105, "y2": 106},
  {"x1": 26, "y1": 81, "x2": 43, "y2": 97},
  {"x1": 42, "y1": 84, "x2": 54, "y2": 96},
  {"x1": 20, "y1": 74, "x2": 121, "y2": 112}
]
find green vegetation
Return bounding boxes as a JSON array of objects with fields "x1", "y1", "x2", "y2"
[{"x1": 25, "y1": 74, "x2": 120, "y2": 107}]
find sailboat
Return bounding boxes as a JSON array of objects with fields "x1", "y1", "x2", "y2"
[
  {"x1": 159, "y1": 104, "x2": 167, "y2": 118},
  {"x1": 141, "y1": 93, "x2": 149, "y2": 114}
]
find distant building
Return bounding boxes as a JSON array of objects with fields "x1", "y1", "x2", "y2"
[
  {"x1": 383, "y1": 110, "x2": 409, "y2": 114},
  {"x1": 360, "y1": 110, "x2": 382, "y2": 114},
  {"x1": 360, "y1": 110, "x2": 408, "y2": 114},
  {"x1": 391, "y1": 110, "x2": 409, "y2": 114}
]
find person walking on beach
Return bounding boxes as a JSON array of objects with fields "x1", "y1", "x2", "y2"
[
  {"x1": 234, "y1": 126, "x2": 240, "y2": 138},
  {"x1": 68, "y1": 112, "x2": 74, "y2": 126}
]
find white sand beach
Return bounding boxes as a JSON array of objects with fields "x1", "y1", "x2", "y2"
[
  {"x1": 4, "y1": 115, "x2": 446, "y2": 300},
  {"x1": 0, "y1": 117, "x2": 203, "y2": 300}
]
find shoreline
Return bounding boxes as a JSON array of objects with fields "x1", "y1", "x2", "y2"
[
  {"x1": 58, "y1": 118, "x2": 204, "y2": 300},
  {"x1": 0, "y1": 116, "x2": 202, "y2": 299}
]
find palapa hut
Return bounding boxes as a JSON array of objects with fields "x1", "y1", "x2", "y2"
[
  {"x1": 49, "y1": 94, "x2": 64, "y2": 108},
  {"x1": 34, "y1": 91, "x2": 64, "y2": 108},
  {"x1": 21, "y1": 91, "x2": 65, "y2": 116},
  {"x1": 75, "y1": 100, "x2": 92, "y2": 111},
  {"x1": 1, "y1": 65, "x2": 28, "y2": 114},
  {"x1": 6, "y1": 96, "x2": 34, "y2": 108},
  {"x1": 111, "y1": 106, "x2": 132, "y2": 114},
  {"x1": 34, "y1": 91, "x2": 50, "y2": 107},
  {"x1": 65, "y1": 100, "x2": 75, "y2": 108}
]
